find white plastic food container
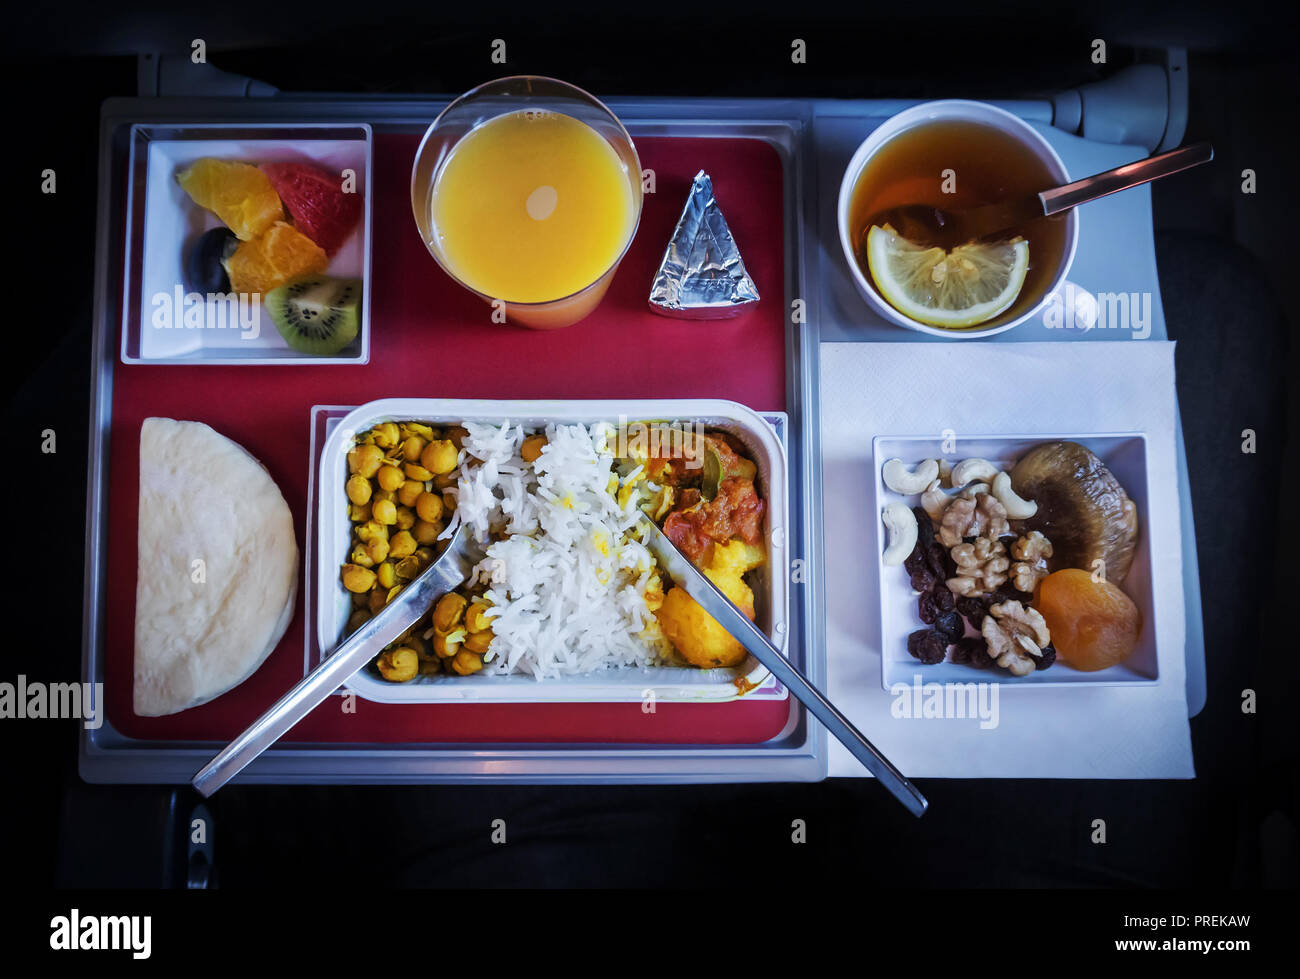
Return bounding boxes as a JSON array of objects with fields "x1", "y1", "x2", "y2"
[
  {"x1": 873, "y1": 433, "x2": 1158, "y2": 690},
  {"x1": 318, "y1": 399, "x2": 789, "y2": 703}
]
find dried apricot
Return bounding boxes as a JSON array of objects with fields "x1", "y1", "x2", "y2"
[{"x1": 1034, "y1": 569, "x2": 1142, "y2": 671}]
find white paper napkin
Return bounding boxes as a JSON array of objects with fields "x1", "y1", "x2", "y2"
[{"x1": 820, "y1": 341, "x2": 1194, "y2": 778}]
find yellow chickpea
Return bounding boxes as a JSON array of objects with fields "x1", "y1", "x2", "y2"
[
  {"x1": 372, "y1": 498, "x2": 397, "y2": 525},
  {"x1": 366, "y1": 533, "x2": 390, "y2": 562},
  {"x1": 372, "y1": 488, "x2": 395, "y2": 503},
  {"x1": 346, "y1": 608, "x2": 370, "y2": 633},
  {"x1": 367, "y1": 589, "x2": 387, "y2": 614},
  {"x1": 349, "y1": 545, "x2": 374, "y2": 569},
  {"x1": 395, "y1": 506, "x2": 416, "y2": 531},
  {"x1": 388, "y1": 530, "x2": 417, "y2": 560},
  {"x1": 345, "y1": 474, "x2": 372, "y2": 505},
  {"x1": 415, "y1": 491, "x2": 443, "y2": 524},
  {"x1": 413, "y1": 519, "x2": 441, "y2": 546},
  {"x1": 521, "y1": 434, "x2": 548, "y2": 463},
  {"x1": 433, "y1": 629, "x2": 464, "y2": 659},
  {"x1": 397, "y1": 480, "x2": 424, "y2": 507},
  {"x1": 465, "y1": 603, "x2": 492, "y2": 634},
  {"x1": 441, "y1": 489, "x2": 457, "y2": 512},
  {"x1": 401, "y1": 435, "x2": 426, "y2": 462},
  {"x1": 451, "y1": 650, "x2": 484, "y2": 675},
  {"x1": 463, "y1": 629, "x2": 493, "y2": 655},
  {"x1": 376, "y1": 647, "x2": 419, "y2": 682},
  {"x1": 348, "y1": 502, "x2": 371, "y2": 523},
  {"x1": 373, "y1": 422, "x2": 401, "y2": 448},
  {"x1": 404, "y1": 463, "x2": 435, "y2": 482},
  {"x1": 347, "y1": 443, "x2": 383, "y2": 478},
  {"x1": 375, "y1": 561, "x2": 396, "y2": 589},
  {"x1": 356, "y1": 521, "x2": 387, "y2": 545},
  {"x1": 421, "y1": 439, "x2": 458, "y2": 476},
  {"x1": 341, "y1": 564, "x2": 376, "y2": 593},
  {"x1": 394, "y1": 556, "x2": 421, "y2": 579},
  {"x1": 376, "y1": 464, "x2": 405, "y2": 493},
  {"x1": 432, "y1": 593, "x2": 467, "y2": 632}
]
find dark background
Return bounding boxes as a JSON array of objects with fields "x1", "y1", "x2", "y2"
[{"x1": 5, "y1": 0, "x2": 1296, "y2": 889}]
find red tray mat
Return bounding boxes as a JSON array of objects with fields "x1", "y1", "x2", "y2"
[{"x1": 106, "y1": 133, "x2": 791, "y2": 744}]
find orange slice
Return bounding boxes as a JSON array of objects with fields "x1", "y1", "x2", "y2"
[
  {"x1": 177, "y1": 158, "x2": 284, "y2": 241},
  {"x1": 225, "y1": 221, "x2": 329, "y2": 296}
]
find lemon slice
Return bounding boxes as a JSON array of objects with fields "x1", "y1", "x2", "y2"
[{"x1": 865, "y1": 223, "x2": 1030, "y2": 329}]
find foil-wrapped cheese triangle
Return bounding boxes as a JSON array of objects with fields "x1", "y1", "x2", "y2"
[{"x1": 648, "y1": 170, "x2": 760, "y2": 318}]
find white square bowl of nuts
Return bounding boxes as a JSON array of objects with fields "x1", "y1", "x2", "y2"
[{"x1": 873, "y1": 434, "x2": 1158, "y2": 690}]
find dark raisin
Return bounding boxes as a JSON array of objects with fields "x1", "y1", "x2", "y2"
[
  {"x1": 960, "y1": 636, "x2": 995, "y2": 669},
  {"x1": 934, "y1": 609, "x2": 964, "y2": 642},
  {"x1": 909, "y1": 567, "x2": 937, "y2": 594},
  {"x1": 931, "y1": 582, "x2": 956, "y2": 612},
  {"x1": 990, "y1": 584, "x2": 1021, "y2": 606},
  {"x1": 918, "y1": 591, "x2": 940, "y2": 624},
  {"x1": 950, "y1": 636, "x2": 982, "y2": 665},
  {"x1": 957, "y1": 595, "x2": 991, "y2": 628},
  {"x1": 912, "y1": 506, "x2": 935, "y2": 548},
  {"x1": 907, "y1": 628, "x2": 947, "y2": 665},
  {"x1": 927, "y1": 541, "x2": 955, "y2": 579},
  {"x1": 923, "y1": 543, "x2": 944, "y2": 577},
  {"x1": 903, "y1": 540, "x2": 928, "y2": 576},
  {"x1": 1035, "y1": 643, "x2": 1057, "y2": 670}
]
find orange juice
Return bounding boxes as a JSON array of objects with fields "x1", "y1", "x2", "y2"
[{"x1": 429, "y1": 110, "x2": 637, "y2": 303}]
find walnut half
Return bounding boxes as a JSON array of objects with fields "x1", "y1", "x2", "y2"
[
  {"x1": 939, "y1": 494, "x2": 1010, "y2": 547},
  {"x1": 1010, "y1": 531, "x2": 1054, "y2": 593},
  {"x1": 981, "y1": 600, "x2": 1052, "y2": 676},
  {"x1": 947, "y1": 536, "x2": 1010, "y2": 596}
]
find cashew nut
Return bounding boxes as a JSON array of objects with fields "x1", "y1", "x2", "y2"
[
  {"x1": 882, "y1": 458, "x2": 939, "y2": 495},
  {"x1": 960, "y1": 481, "x2": 990, "y2": 500},
  {"x1": 951, "y1": 458, "x2": 1000, "y2": 487},
  {"x1": 992, "y1": 471, "x2": 1037, "y2": 519},
  {"x1": 881, "y1": 503, "x2": 918, "y2": 566},
  {"x1": 921, "y1": 479, "x2": 952, "y2": 521}
]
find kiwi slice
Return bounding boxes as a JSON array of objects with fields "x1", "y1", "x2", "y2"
[{"x1": 265, "y1": 276, "x2": 361, "y2": 355}]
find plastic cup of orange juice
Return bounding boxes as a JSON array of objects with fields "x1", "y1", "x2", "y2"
[{"x1": 411, "y1": 76, "x2": 643, "y2": 330}]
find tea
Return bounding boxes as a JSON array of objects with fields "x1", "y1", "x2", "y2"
[
  {"x1": 430, "y1": 109, "x2": 637, "y2": 304},
  {"x1": 848, "y1": 119, "x2": 1067, "y2": 328}
]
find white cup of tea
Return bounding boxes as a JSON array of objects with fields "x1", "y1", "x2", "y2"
[{"x1": 837, "y1": 99, "x2": 1080, "y2": 339}]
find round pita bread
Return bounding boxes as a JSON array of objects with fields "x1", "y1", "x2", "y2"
[{"x1": 133, "y1": 418, "x2": 299, "y2": 716}]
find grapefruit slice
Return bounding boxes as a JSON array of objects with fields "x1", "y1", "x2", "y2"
[{"x1": 261, "y1": 161, "x2": 362, "y2": 255}]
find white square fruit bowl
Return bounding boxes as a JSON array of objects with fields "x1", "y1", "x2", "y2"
[{"x1": 122, "y1": 123, "x2": 372, "y2": 365}]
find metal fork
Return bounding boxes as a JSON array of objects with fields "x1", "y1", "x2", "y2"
[{"x1": 191, "y1": 525, "x2": 472, "y2": 796}]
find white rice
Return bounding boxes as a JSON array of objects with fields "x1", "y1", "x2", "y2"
[{"x1": 440, "y1": 420, "x2": 670, "y2": 679}]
